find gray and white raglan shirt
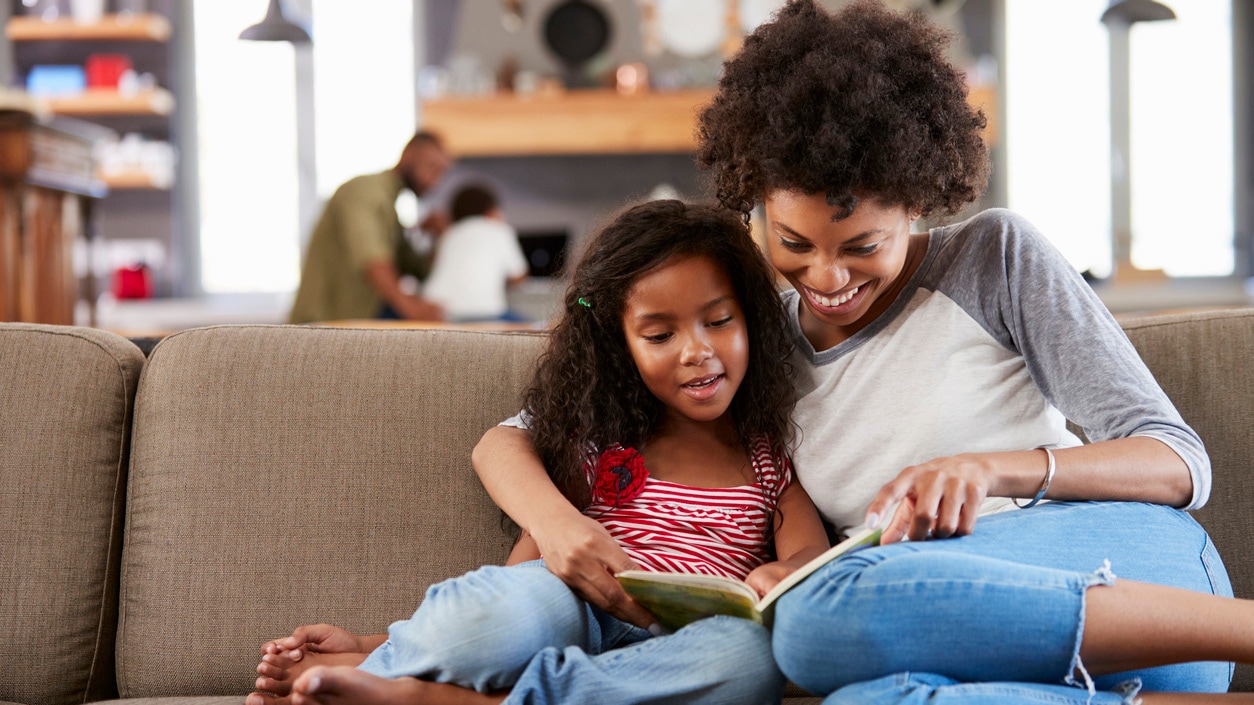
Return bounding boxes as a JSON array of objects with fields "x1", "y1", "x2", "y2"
[{"x1": 788, "y1": 208, "x2": 1210, "y2": 535}]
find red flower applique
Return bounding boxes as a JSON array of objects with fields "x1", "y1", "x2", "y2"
[{"x1": 592, "y1": 446, "x2": 648, "y2": 507}]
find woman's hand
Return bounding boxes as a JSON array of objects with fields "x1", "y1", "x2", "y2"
[
  {"x1": 529, "y1": 510, "x2": 660, "y2": 631},
  {"x1": 865, "y1": 453, "x2": 995, "y2": 544}
]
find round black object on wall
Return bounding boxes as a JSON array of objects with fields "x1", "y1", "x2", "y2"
[{"x1": 543, "y1": 0, "x2": 611, "y2": 69}]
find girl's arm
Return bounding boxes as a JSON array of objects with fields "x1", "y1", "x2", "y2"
[
  {"x1": 744, "y1": 480, "x2": 830, "y2": 597},
  {"x1": 866, "y1": 436, "x2": 1190, "y2": 544},
  {"x1": 472, "y1": 425, "x2": 658, "y2": 629}
]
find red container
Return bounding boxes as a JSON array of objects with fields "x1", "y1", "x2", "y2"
[
  {"x1": 85, "y1": 54, "x2": 133, "y2": 89},
  {"x1": 112, "y1": 263, "x2": 154, "y2": 299}
]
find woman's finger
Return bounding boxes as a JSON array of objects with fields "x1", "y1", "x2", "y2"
[
  {"x1": 880, "y1": 496, "x2": 916, "y2": 544},
  {"x1": 865, "y1": 471, "x2": 915, "y2": 530},
  {"x1": 931, "y1": 476, "x2": 968, "y2": 538}
]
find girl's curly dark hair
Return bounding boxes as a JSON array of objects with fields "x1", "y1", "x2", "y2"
[
  {"x1": 697, "y1": 0, "x2": 991, "y2": 220},
  {"x1": 522, "y1": 200, "x2": 796, "y2": 510}
]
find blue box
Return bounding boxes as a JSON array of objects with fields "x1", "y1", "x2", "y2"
[{"x1": 27, "y1": 65, "x2": 87, "y2": 97}]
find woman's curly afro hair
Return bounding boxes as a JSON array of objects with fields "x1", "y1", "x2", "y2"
[
  {"x1": 697, "y1": 0, "x2": 991, "y2": 220},
  {"x1": 522, "y1": 199, "x2": 796, "y2": 511}
]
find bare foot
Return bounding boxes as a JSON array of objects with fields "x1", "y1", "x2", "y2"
[
  {"x1": 291, "y1": 665, "x2": 506, "y2": 705},
  {"x1": 248, "y1": 652, "x2": 369, "y2": 705}
]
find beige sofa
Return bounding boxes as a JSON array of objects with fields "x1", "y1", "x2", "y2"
[{"x1": 1, "y1": 310, "x2": 1252, "y2": 705}]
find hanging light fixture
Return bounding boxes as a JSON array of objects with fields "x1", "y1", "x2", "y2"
[
  {"x1": 1100, "y1": 0, "x2": 1175, "y2": 25},
  {"x1": 239, "y1": 0, "x2": 311, "y2": 44}
]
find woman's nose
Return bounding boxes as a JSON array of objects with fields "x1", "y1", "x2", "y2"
[{"x1": 808, "y1": 258, "x2": 850, "y2": 293}]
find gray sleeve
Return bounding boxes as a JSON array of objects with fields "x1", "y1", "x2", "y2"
[{"x1": 932, "y1": 209, "x2": 1210, "y2": 509}]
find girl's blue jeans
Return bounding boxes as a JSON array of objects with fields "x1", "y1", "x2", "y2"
[
  {"x1": 772, "y1": 501, "x2": 1234, "y2": 704},
  {"x1": 357, "y1": 560, "x2": 784, "y2": 705}
]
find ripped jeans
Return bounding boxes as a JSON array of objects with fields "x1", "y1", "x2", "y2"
[
  {"x1": 357, "y1": 560, "x2": 784, "y2": 705},
  {"x1": 772, "y1": 502, "x2": 1233, "y2": 704}
]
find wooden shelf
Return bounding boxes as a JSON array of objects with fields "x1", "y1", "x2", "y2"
[
  {"x1": 421, "y1": 89, "x2": 717, "y2": 157},
  {"x1": 424, "y1": 85, "x2": 999, "y2": 157},
  {"x1": 40, "y1": 88, "x2": 174, "y2": 116},
  {"x1": 6, "y1": 13, "x2": 171, "y2": 42},
  {"x1": 99, "y1": 170, "x2": 172, "y2": 190}
]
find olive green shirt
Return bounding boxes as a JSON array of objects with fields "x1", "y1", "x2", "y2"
[{"x1": 288, "y1": 170, "x2": 432, "y2": 324}]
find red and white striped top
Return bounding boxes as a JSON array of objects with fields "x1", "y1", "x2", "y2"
[{"x1": 583, "y1": 435, "x2": 791, "y2": 581}]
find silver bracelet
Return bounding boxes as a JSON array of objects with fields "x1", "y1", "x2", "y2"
[{"x1": 1013, "y1": 447, "x2": 1056, "y2": 509}]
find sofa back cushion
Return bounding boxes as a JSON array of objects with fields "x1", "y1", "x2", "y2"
[
  {"x1": 0, "y1": 324, "x2": 144, "y2": 705},
  {"x1": 1122, "y1": 308, "x2": 1254, "y2": 690},
  {"x1": 117, "y1": 325, "x2": 545, "y2": 697}
]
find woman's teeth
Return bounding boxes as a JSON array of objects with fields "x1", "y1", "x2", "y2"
[
  {"x1": 684, "y1": 376, "x2": 719, "y2": 388},
  {"x1": 813, "y1": 286, "x2": 859, "y2": 307}
]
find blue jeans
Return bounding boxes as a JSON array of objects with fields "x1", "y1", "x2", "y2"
[
  {"x1": 772, "y1": 502, "x2": 1233, "y2": 704},
  {"x1": 358, "y1": 560, "x2": 784, "y2": 705}
]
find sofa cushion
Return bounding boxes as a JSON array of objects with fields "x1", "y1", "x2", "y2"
[
  {"x1": 0, "y1": 324, "x2": 145, "y2": 705},
  {"x1": 1122, "y1": 308, "x2": 1254, "y2": 690},
  {"x1": 93, "y1": 699, "x2": 244, "y2": 705},
  {"x1": 117, "y1": 325, "x2": 545, "y2": 698}
]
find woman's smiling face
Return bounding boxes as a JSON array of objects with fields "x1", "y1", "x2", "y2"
[{"x1": 764, "y1": 190, "x2": 921, "y2": 349}]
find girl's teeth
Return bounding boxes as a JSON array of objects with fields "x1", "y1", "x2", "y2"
[{"x1": 815, "y1": 286, "x2": 859, "y2": 308}]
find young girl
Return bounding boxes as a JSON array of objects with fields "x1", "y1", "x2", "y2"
[{"x1": 249, "y1": 200, "x2": 830, "y2": 705}]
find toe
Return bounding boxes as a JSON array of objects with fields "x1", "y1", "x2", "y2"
[{"x1": 256, "y1": 676, "x2": 293, "y2": 696}]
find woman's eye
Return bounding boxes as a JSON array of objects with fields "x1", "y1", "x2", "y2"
[
  {"x1": 848, "y1": 243, "x2": 880, "y2": 256},
  {"x1": 778, "y1": 238, "x2": 809, "y2": 252}
]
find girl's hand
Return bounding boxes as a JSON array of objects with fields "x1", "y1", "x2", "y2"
[
  {"x1": 530, "y1": 510, "x2": 660, "y2": 631},
  {"x1": 744, "y1": 561, "x2": 796, "y2": 598},
  {"x1": 260, "y1": 624, "x2": 364, "y2": 658},
  {"x1": 865, "y1": 453, "x2": 995, "y2": 544}
]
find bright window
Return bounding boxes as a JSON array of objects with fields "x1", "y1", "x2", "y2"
[
  {"x1": 194, "y1": 3, "x2": 302, "y2": 294},
  {"x1": 1005, "y1": 0, "x2": 1233, "y2": 278},
  {"x1": 195, "y1": 1, "x2": 415, "y2": 294},
  {"x1": 311, "y1": 0, "x2": 415, "y2": 198}
]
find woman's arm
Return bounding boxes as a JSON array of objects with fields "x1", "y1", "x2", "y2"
[
  {"x1": 866, "y1": 213, "x2": 1198, "y2": 544},
  {"x1": 744, "y1": 480, "x2": 830, "y2": 597},
  {"x1": 866, "y1": 436, "x2": 1191, "y2": 545},
  {"x1": 472, "y1": 425, "x2": 657, "y2": 628}
]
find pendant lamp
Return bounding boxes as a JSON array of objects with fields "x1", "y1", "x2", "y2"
[{"x1": 239, "y1": 0, "x2": 311, "y2": 44}]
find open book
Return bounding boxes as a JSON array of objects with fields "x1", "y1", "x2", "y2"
[{"x1": 616, "y1": 526, "x2": 882, "y2": 631}]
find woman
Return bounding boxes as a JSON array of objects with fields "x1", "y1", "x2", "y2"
[{"x1": 475, "y1": 2, "x2": 1254, "y2": 703}]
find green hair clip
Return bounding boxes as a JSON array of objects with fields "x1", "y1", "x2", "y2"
[{"x1": 577, "y1": 297, "x2": 592, "y2": 309}]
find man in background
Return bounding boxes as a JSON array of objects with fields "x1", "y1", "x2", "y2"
[{"x1": 288, "y1": 131, "x2": 451, "y2": 324}]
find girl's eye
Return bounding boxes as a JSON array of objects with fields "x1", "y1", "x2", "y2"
[
  {"x1": 709, "y1": 316, "x2": 734, "y2": 328},
  {"x1": 778, "y1": 238, "x2": 810, "y2": 252},
  {"x1": 643, "y1": 332, "x2": 672, "y2": 343},
  {"x1": 848, "y1": 243, "x2": 880, "y2": 256}
]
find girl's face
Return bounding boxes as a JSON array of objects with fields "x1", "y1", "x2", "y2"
[
  {"x1": 621, "y1": 254, "x2": 749, "y2": 428},
  {"x1": 764, "y1": 190, "x2": 921, "y2": 349}
]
